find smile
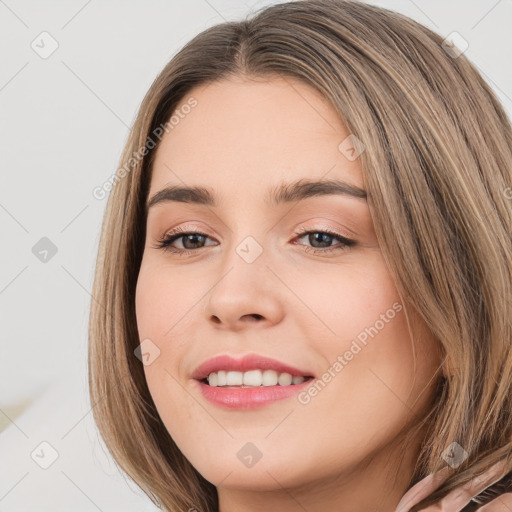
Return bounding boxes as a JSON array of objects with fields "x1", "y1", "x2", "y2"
[{"x1": 204, "y1": 369, "x2": 309, "y2": 387}]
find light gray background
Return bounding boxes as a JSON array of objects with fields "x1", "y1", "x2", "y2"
[{"x1": 1, "y1": 0, "x2": 511, "y2": 510}]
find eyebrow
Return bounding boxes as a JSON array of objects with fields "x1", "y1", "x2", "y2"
[{"x1": 146, "y1": 178, "x2": 367, "y2": 212}]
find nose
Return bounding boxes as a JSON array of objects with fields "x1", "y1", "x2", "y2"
[{"x1": 203, "y1": 251, "x2": 285, "y2": 332}]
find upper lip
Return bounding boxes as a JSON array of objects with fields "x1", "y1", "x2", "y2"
[{"x1": 191, "y1": 353, "x2": 316, "y2": 381}]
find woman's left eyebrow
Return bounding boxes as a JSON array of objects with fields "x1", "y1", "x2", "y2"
[{"x1": 146, "y1": 178, "x2": 367, "y2": 213}]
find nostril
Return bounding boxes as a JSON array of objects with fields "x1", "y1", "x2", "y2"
[{"x1": 247, "y1": 314, "x2": 264, "y2": 321}]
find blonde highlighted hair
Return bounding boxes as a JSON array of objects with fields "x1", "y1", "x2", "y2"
[{"x1": 88, "y1": 0, "x2": 512, "y2": 509}]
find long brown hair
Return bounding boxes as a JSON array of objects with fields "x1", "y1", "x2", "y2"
[{"x1": 88, "y1": 0, "x2": 512, "y2": 509}]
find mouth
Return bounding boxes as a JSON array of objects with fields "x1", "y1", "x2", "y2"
[
  {"x1": 199, "y1": 370, "x2": 315, "y2": 388},
  {"x1": 191, "y1": 353, "x2": 316, "y2": 409}
]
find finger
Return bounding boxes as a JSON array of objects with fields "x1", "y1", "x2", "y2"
[
  {"x1": 458, "y1": 460, "x2": 510, "y2": 499},
  {"x1": 478, "y1": 493, "x2": 512, "y2": 511},
  {"x1": 420, "y1": 461, "x2": 510, "y2": 512},
  {"x1": 396, "y1": 466, "x2": 453, "y2": 512},
  {"x1": 397, "y1": 460, "x2": 509, "y2": 512}
]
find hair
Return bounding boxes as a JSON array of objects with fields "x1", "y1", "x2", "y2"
[{"x1": 88, "y1": 0, "x2": 512, "y2": 510}]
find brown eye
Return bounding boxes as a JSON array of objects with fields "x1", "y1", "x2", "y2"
[
  {"x1": 152, "y1": 227, "x2": 217, "y2": 254},
  {"x1": 293, "y1": 228, "x2": 356, "y2": 255}
]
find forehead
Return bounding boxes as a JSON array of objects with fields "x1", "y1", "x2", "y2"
[{"x1": 149, "y1": 75, "x2": 364, "y2": 199}]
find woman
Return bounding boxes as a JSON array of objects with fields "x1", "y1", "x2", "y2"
[{"x1": 88, "y1": 0, "x2": 512, "y2": 510}]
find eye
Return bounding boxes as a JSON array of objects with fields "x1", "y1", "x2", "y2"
[
  {"x1": 292, "y1": 227, "x2": 356, "y2": 255},
  {"x1": 151, "y1": 226, "x2": 217, "y2": 255},
  {"x1": 151, "y1": 226, "x2": 356, "y2": 256}
]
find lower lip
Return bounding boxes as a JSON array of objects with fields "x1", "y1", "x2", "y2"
[{"x1": 194, "y1": 378, "x2": 313, "y2": 410}]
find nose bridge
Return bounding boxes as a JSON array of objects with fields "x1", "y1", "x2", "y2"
[
  {"x1": 213, "y1": 230, "x2": 270, "y2": 302},
  {"x1": 218, "y1": 205, "x2": 273, "y2": 272},
  {"x1": 224, "y1": 210, "x2": 281, "y2": 283},
  {"x1": 203, "y1": 228, "x2": 284, "y2": 329}
]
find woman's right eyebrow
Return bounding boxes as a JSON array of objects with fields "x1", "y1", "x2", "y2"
[{"x1": 145, "y1": 178, "x2": 367, "y2": 214}]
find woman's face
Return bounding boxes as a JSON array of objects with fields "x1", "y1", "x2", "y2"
[{"x1": 135, "y1": 75, "x2": 442, "y2": 509}]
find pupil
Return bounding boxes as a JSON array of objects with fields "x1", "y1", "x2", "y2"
[
  {"x1": 183, "y1": 234, "x2": 205, "y2": 249},
  {"x1": 310, "y1": 233, "x2": 331, "y2": 248}
]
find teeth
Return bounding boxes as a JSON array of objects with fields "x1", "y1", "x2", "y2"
[
  {"x1": 206, "y1": 370, "x2": 308, "y2": 387},
  {"x1": 226, "y1": 371, "x2": 243, "y2": 386}
]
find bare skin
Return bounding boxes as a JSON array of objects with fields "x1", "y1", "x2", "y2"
[{"x1": 135, "y1": 74, "x2": 446, "y2": 511}]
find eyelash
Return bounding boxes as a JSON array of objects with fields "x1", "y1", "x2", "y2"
[{"x1": 151, "y1": 225, "x2": 356, "y2": 256}]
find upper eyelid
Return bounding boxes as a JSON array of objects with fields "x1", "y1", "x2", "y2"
[{"x1": 163, "y1": 226, "x2": 352, "y2": 238}]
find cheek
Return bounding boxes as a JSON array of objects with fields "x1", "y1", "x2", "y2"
[
  {"x1": 298, "y1": 258, "x2": 432, "y2": 414},
  {"x1": 135, "y1": 259, "x2": 201, "y2": 343},
  {"x1": 295, "y1": 255, "x2": 405, "y2": 346},
  {"x1": 135, "y1": 259, "x2": 205, "y2": 438}
]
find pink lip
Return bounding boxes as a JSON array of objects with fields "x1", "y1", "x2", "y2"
[
  {"x1": 190, "y1": 353, "x2": 315, "y2": 410},
  {"x1": 191, "y1": 353, "x2": 315, "y2": 381},
  {"x1": 193, "y1": 377, "x2": 313, "y2": 410}
]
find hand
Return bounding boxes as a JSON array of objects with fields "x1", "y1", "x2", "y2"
[{"x1": 395, "y1": 459, "x2": 512, "y2": 511}]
